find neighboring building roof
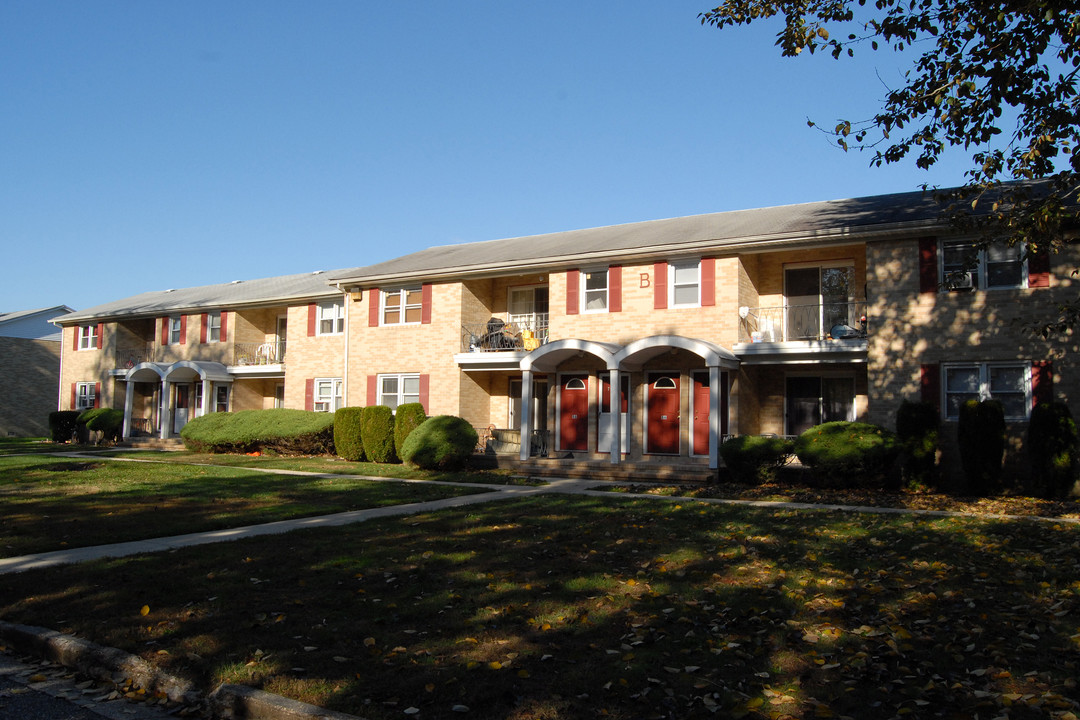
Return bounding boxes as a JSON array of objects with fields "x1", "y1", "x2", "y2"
[
  {"x1": 53, "y1": 270, "x2": 353, "y2": 325},
  {"x1": 0, "y1": 305, "x2": 74, "y2": 341},
  {"x1": 328, "y1": 187, "x2": 953, "y2": 286}
]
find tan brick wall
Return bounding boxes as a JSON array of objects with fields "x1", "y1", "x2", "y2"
[
  {"x1": 867, "y1": 237, "x2": 1080, "y2": 480},
  {"x1": 0, "y1": 337, "x2": 61, "y2": 436},
  {"x1": 284, "y1": 301, "x2": 347, "y2": 410}
]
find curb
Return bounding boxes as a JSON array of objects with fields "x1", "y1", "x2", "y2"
[{"x1": 0, "y1": 620, "x2": 364, "y2": 720}]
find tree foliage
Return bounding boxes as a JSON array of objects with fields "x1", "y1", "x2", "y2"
[{"x1": 700, "y1": 0, "x2": 1079, "y2": 266}]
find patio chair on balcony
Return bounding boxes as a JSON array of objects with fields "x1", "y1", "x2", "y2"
[
  {"x1": 480, "y1": 318, "x2": 520, "y2": 350},
  {"x1": 256, "y1": 342, "x2": 276, "y2": 363}
]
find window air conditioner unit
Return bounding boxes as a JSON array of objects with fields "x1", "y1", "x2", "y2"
[{"x1": 946, "y1": 271, "x2": 974, "y2": 291}]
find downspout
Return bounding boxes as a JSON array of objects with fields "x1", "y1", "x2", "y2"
[
  {"x1": 337, "y1": 284, "x2": 350, "y2": 407},
  {"x1": 56, "y1": 323, "x2": 66, "y2": 411}
]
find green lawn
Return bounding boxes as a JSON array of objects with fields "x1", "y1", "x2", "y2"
[
  {"x1": 0, "y1": 454, "x2": 486, "y2": 557},
  {"x1": 1, "y1": 494, "x2": 1076, "y2": 720}
]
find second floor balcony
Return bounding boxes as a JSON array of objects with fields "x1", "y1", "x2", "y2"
[
  {"x1": 461, "y1": 314, "x2": 550, "y2": 353},
  {"x1": 234, "y1": 341, "x2": 287, "y2": 366},
  {"x1": 739, "y1": 301, "x2": 869, "y2": 344}
]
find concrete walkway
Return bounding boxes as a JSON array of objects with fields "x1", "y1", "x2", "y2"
[{"x1": 3, "y1": 453, "x2": 1076, "y2": 576}]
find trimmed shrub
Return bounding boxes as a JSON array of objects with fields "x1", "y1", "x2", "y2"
[
  {"x1": 719, "y1": 435, "x2": 793, "y2": 484},
  {"x1": 180, "y1": 409, "x2": 335, "y2": 455},
  {"x1": 957, "y1": 399, "x2": 1006, "y2": 495},
  {"x1": 394, "y1": 403, "x2": 428, "y2": 457},
  {"x1": 794, "y1": 421, "x2": 900, "y2": 488},
  {"x1": 48, "y1": 411, "x2": 82, "y2": 442},
  {"x1": 400, "y1": 415, "x2": 478, "y2": 470},
  {"x1": 1027, "y1": 402, "x2": 1079, "y2": 498},
  {"x1": 361, "y1": 405, "x2": 397, "y2": 463},
  {"x1": 77, "y1": 408, "x2": 124, "y2": 444},
  {"x1": 334, "y1": 407, "x2": 366, "y2": 461},
  {"x1": 896, "y1": 400, "x2": 940, "y2": 488}
]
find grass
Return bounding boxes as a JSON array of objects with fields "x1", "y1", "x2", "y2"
[
  {"x1": 97, "y1": 449, "x2": 539, "y2": 485},
  {"x1": 0, "y1": 437, "x2": 101, "y2": 455},
  {"x1": 1, "y1": 492, "x2": 1077, "y2": 720},
  {"x1": 0, "y1": 454, "x2": 486, "y2": 557}
]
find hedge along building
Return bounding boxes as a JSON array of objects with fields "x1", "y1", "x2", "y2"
[{"x1": 53, "y1": 185, "x2": 1078, "y2": 476}]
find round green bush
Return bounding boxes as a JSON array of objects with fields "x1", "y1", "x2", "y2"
[
  {"x1": 394, "y1": 402, "x2": 428, "y2": 457},
  {"x1": 180, "y1": 409, "x2": 334, "y2": 455},
  {"x1": 399, "y1": 415, "x2": 478, "y2": 470},
  {"x1": 361, "y1": 405, "x2": 398, "y2": 463},
  {"x1": 334, "y1": 407, "x2": 365, "y2": 461},
  {"x1": 957, "y1": 399, "x2": 1005, "y2": 495},
  {"x1": 896, "y1": 399, "x2": 940, "y2": 488},
  {"x1": 794, "y1": 421, "x2": 900, "y2": 488},
  {"x1": 719, "y1": 435, "x2": 793, "y2": 484},
  {"x1": 78, "y1": 407, "x2": 124, "y2": 444}
]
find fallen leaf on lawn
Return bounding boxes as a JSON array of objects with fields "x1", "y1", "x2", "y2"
[{"x1": 139, "y1": 605, "x2": 150, "y2": 616}]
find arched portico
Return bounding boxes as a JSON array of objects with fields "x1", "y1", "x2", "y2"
[
  {"x1": 517, "y1": 335, "x2": 740, "y2": 469},
  {"x1": 122, "y1": 361, "x2": 232, "y2": 439}
]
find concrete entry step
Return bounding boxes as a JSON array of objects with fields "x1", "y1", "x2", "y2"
[
  {"x1": 117, "y1": 438, "x2": 185, "y2": 450},
  {"x1": 506, "y1": 458, "x2": 717, "y2": 484}
]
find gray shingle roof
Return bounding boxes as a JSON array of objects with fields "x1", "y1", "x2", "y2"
[
  {"x1": 328, "y1": 187, "x2": 951, "y2": 285},
  {"x1": 54, "y1": 270, "x2": 352, "y2": 325}
]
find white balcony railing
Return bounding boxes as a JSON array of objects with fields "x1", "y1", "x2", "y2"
[
  {"x1": 234, "y1": 341, "x2": 287, "y2": 365},
  {"x1": 462, "y1": 314, "x2": 549, "y2": 353},
  {"x1": 739, "y1": 301, "x2": 868, "y2": 343}
]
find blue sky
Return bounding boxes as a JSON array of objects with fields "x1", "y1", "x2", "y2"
[{"x1": 1, "y1": 1, "x2": 976, "y2": 313}]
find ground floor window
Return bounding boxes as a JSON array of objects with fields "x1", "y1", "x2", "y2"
[
  {"x1": 275, "y1": 383, "x2": 285, "y2": 409},
  {"x1": 314, "y1": 378, "x2": 343, "y2": 413},
  {"x1": 378, "y1": 374, "x2": 420, "y2": 412},
  {"x1": 785, "y1": 375, "x2": 855, "y2": 436},
  {"x1": 944, "y1": 363, "x2": 1029, "y2": 420},
  {"x1": 75, "y1": 382, "x2": 97, "y2": 410},
  {"x1": 215, "y1": 385, "x2": 230, "y2": 413}
]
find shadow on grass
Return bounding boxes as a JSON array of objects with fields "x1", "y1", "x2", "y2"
[{"x1": 1, "y1": 495, "x2": 1077, "y2": 719}]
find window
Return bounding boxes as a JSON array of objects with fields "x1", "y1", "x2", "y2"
[
  {"x1": 77, "y1": 325, "x2": 98, "y2": 350},
  {"x1": 786, "y1": 376, "x2": 855, "y2": 436},
  {"x1": 207, "y1": 312, "x2": 222, "y2": 343},
  {"x1": 168, "y1": 316, "x2": 183, "y2": 345},
  {"x1": 382, "y1": 288, "x2": 423, "y2": 325},
  {"x1": 669, "y1": 260, "x2": 700, "y2": 307},
  {"x1": 317, "y1": 301, "x2": 345, "y2": 335},
  {"x1": 378, "y1": 373, "x2": 420, "y2": 412},
  {"x1": 75, "y1": 382, "x2": 96, "y2": 410},
  {"x1": 215, "y1": 385, "x2": 230, "y2": 413},
  {"x1": 582, "y1": 269, "x2": 608, "y2": 312},
  {"x1": 944, "y1": 363, "x2": 1030, "y2": 420},
  {"x1": 942, "y1": 240, "x2": 1025, "y2": 290},
  {"x1": 314, "y1": 378, "x2": 343, "y2": 413}
]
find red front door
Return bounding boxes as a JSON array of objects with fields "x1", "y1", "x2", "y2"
[
  {"x1": 692, "y1": 371, "x2": 729, "y2": 455},
  {"x1": 559, "y1": 375, "x2": 589, "y2": 451},
  {"x1": 647, "y1": 373, "x2": 680, "y2": 454}
]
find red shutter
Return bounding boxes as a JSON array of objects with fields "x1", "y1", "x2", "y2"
[
  {"x1": 1032, "y1": 361, "x2": 1053, "y2": 407},
  {"x1": 179, "y1": 315, "x2": 187, "y2": 345},
  {"x1": 95, "y1": 322, "x2": 103, "y2": 350},
  {"x1": 70, "y1": 382, "x2": 77, "y2": 410},
  {"x1": 93, "y1": 382, "x2": 101, "y2": 409},
  {"x1": 367, "y1": 375, "x2": 378, "y2": 405},
  {"x1": 419, "y1": 374, "x2": 430, "y2": 413},
  {"x1": 566, "y1": 269, "x2": 579, "y2": 315},
  {"x1": 305, "y1": 379, "x2": 314, "y2": 411},
  {"x1": 608, "y1": 266, "x2": 622, "y2": 313},
  {"x1": 421, "y1": 283, "x2": 432, "y2": 324},
  {"x1": 653, "y1": 262, "x2": 668, "y2": 309},
  {"x1": 700, "y1": 257, "x2": 716, "y2": 307},
  {"x1": 1028, "y1": 249, "x2": 1050, "y2": 288},
  {"x1": 200, "y1": 313, "x2": 208, "y2": 343},
  {"x1": 220, "y1": 311, "x2": 229, "y2": 341},
  {"x1": 918, "y1": 237, "x2": 939, "y2": 294},
  {"x1": 368, "y1": 289, "x2": 381, "y2": 327},
  {"x1": 160, "y1": 317, "x2": 168, "y2": 345},
  {"x1": 307, "y1": 303, "x2": 317, "y2": 336},
  {"x1": 72, "y1": 327, "x2": 79, "y2": 352},
  {"x1": 921, "y1": 363, "x2": 941, "y2": 413}
]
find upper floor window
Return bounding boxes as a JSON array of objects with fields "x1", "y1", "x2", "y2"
[
  {"x1": 669, "y1": 260, "x2": 700, "y2": 307},
  {"x1": 77, "y1": 324, "x2": 99, "y2": 350},
  {"x1": 942, "y1": 240, "x2": 1025, "y2": 290},
  {"x1": 75, "y1": 381, "x2": 97, "y2": 410},
  {"x1": 207, "y1": 312, "x2": 222, "y2": 343},
  {"x1": 168, "y1": 316, "x2": 183, "y2": 345},
  {"x1": 944, "y1": 363, "x2": 1030, "y2": 420},
  {"x1": 378, "y1": 373, "x2": 420, "y2": 412},
  {"x1": 582, "y1": 269, "x2": 608, "y2": 312},
  {"x1": 382, "y1": 288, "x2": 423, "y2": 325},
  {"x1": 317, "y1": 301, "x2": 345, "y2": 335},
  {"x1": 314, "y1": 377, "x2": 343, "y2": 412}
]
